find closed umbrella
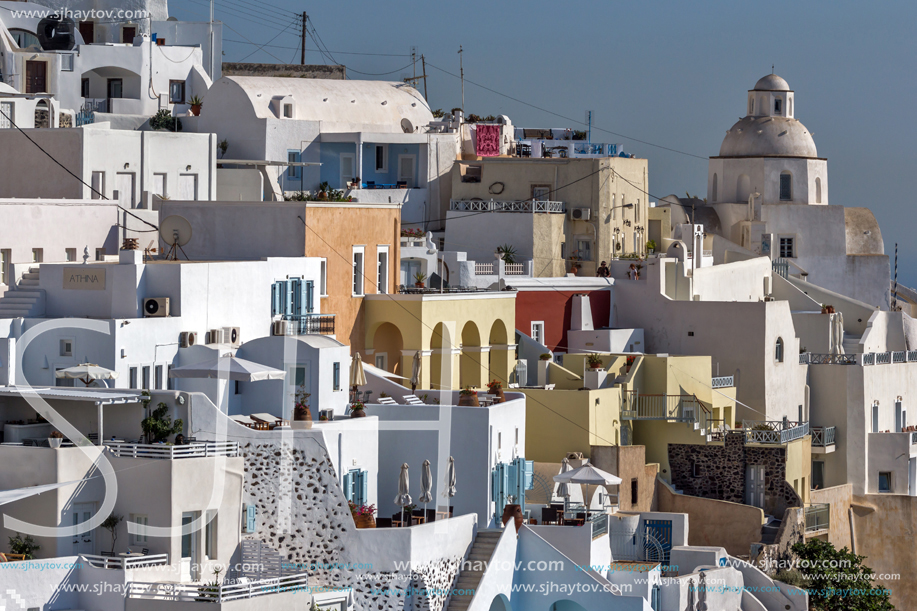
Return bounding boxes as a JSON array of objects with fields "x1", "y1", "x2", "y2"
[
  {"x1": 410, "y1": 351, "x2": 422, "y2": 393},
  {"x1": 55, "y1": 363, "x2": 118, "y2": 386},
  {"x1": 556, "y1": 458, "x2": 572, "y2": 512},
  {"x1": 419, "y1": 459, "x2": 433, "y2": 519},
  {"x1": 553, "y1": 462, "x2": 622, "y2": 521},
  {"x1": 394, "y1": 463, "x2": 411, "y2": 527},
  {"x1": 443, "y1": 456, "x2": 456, "y2": 518},
  {"x1": 350, "y1": 353, "x2": 367, "y2": 402}
]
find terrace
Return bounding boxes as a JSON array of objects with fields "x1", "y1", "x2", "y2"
[
  {"x1": 450, "y1": 199, "x2": 565, "y2": 214},
  {"x1": 741, "y1": 420, "x2": 809, "y2": 445},
  {"x1": 622, "y1": 391, "x2": 713, "y2": 433}
]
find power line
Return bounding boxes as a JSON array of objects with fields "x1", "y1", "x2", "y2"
[
  {"x1": 423, "y1": 60, "x2": 708, "y2": 161},
  {"x1": 236, "y1": 18, "x2": 297, "y2": 63}
]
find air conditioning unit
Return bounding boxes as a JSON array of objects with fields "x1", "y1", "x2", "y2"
[
  {"x1": 272, "y1": 320, "x2": 291, "y2": 336},
  {"x1": 143, "y1": 297, "x2": 170, "y2": 317},
  {"x1": 179, "y1": 331, "x2": 197, "y2": 348},
  {"x1": 223, "y1": 326, "x2": 241, "y2": 347},
  {"x1": 207, "y1": 328, "x2": 224, "y2": 344},
  {"x1": 568, "y1": 208, "x2": 591, "y2": 221}
]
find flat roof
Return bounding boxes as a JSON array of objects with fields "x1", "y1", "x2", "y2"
[{"x1": 0, "y1": 387, "x2": 143, "y2": 404}]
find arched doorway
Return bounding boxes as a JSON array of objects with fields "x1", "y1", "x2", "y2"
[
  {"x1": 430, "y1": 322, "x2": 454, "y2": 390},
  {"x1": 371, "y1": 322, "x2": 403, "y2": 374},
  {"x1": 488, "y1": 594, "x2": 510, "y2": 611},
  {"x1": 549, "y1": 601, "x2": 589, "y2": 611},
  {"x1": 488, "y1": 319, "x2": 510, "y2": 384},
  {"x1": 34, "y1": 99, "x2": 50, "y2": 128},
  {"x1": 459, "y1": 321, "x2": 481, "y2": 388}
]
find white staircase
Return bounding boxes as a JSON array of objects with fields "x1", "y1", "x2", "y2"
[
  {"x1": 0, "y1": 267, "x2": 45, "y2": 318},
  {"x1": 447, "y1": 529, "x2": 502, "y2": 611}
]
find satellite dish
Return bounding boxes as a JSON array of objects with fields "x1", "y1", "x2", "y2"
[
  {"x1": 159, "y1": 215, "x2": 192, "y2": 260},
  {"x1": 401, "y1": 118, "x2": 414, "y2": 134}
]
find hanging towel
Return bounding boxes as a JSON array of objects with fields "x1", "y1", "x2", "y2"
[{"x1": 475, "y1": 124, "x2": 501, "y2": 157}]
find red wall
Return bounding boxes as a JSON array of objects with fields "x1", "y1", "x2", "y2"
[{"x1": 515, "y1": 289, "x2": 611, "y2": 352}]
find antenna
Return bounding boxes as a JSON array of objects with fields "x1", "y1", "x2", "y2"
[
  {"x1": 159, "y1": 215, "x2": 193, "y2": 261},
  {"x1": 893, "y1": 243, "x2": 898, "y2": 311},
  {"x1": 458, "y1": 45, "x2": 464, "y2": 115}
]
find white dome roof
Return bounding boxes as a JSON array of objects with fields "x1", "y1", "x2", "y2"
[
  {"x1": 753, "y1": 74, "x2": 791, "y2": 91},
  {"x1": 720, "y1": 116, "x2": 817, "y2": 158}
]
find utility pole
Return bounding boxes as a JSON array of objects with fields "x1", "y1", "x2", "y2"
[
  {"x1": 402, "y1": 53, "x2": 428, "y2": 101},
  {"x1": 209, "y1": 0, "x2": 214, "y2": 78},
  {"x1": 458, "y1": 45, "x2": 464, "y2": 114},
  {"x1": 300, "y1": 12, "x2": 307, "y2": 65},
  {"x1": 421, "y1": 54, "x2": 428, "y2": 100}
]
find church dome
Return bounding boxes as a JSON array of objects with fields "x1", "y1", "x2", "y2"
[
  {"x1": 753, "y1": 74, "x2": 791, "y2": 91},
  {"x1": 719, "y1": 116, "x2": 817, "y2": 158}
]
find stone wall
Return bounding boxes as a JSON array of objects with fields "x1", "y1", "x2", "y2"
[
  {"x1": 222, "y1": 63, "x2": 346, "y2": 79},
  {"x1": 668, "y1": 432, "x2": 801, "y2": 517}
]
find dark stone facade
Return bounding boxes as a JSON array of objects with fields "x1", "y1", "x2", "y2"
[
  {"x1": 668, "y1": 431, "x2": 801, "y2": 517},
  {"x1": 222, "y1": 62, "x2": 345, "y2": 80}
]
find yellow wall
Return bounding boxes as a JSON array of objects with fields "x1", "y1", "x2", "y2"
[
  {"x1": 785, "y1": 435, "x2": 812, "y2": 505},
  {"x1": 522, "y1": 387, "x2": 622, "y2": 462}
]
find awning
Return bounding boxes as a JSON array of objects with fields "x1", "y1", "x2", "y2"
[
  {"x1": 169, "y1": 356, "x2": 286, "y2": 382},
  {"x1": 362, "y1": 361, "x2": 410, "y2": 381},
  {"x1": 0, "y1": 480, "x2": 86, "y2": 507}
]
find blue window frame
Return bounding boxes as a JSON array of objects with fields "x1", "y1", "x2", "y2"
[
  {"x1": 333, "y1": 362, "x2": 340, "y2": 391},
  {"x1": 287, "y1": 150, "x2": 301, "y2": 179}
]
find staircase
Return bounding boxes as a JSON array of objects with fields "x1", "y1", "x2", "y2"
[
  {"x1": 239, "y1": 539, "x2": 284, "y2": 579},
  {"x1": 760, "y1": 517, "x2": 781, "y2": 545},
  {"x1": 447, "y1": 529, "x2": 502, "y2": 611},
  {"x1": 0, "y1": 267, "x2": 45, "y2": 318},
  {"x1": 842, "y1": 333, "x2": 863, "y2": 354}
]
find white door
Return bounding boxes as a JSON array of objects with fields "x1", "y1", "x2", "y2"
[
  {"x1": 286, "y1": 365, "x2": 309, "y2": 415},
  {"x1": 180, "y1": 511, "x2": 197, "y2": 582},
  {"x1": 91, "y1": 171, "x2": 104, "y2": 199},
  {"x1": 374, "y1": 353, "x2": 387, "y2": 371},
  {"x1": 70, "y1": 502, "x2": 95, "y2": 555},
  {"x1": 340, "y1": 154, "x2": 355, "y2": 189},
  {"x1": 178, "y1": 174, "x2": 198, "y2": 201},
  {"x1": 117, "y1": 172, "x2": 135, "y2": 208},
  {"x1": 398, "y1": 155, "x2": 416, "y2": 188},
  {"x1": 746, "y1": 465, "x2": 765, "y2": 509}
]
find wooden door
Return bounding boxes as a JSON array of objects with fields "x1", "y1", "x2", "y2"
[
  {"x1": 122, "y1": 27, "x2": 136, "y2": 44},
  {"x1": 25, "y1": 61, "x2": 46, "y2": 94},
  {"x1": 79, "y1": 21, "x2": 94, "y2": 44}
]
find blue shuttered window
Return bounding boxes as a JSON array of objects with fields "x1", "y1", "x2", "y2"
[
  {"x1": 493, "y1": 458, "x2": 534, "y2": 520},
  {"x1": 344, "y1": 469, "x2": 369, "y2": 506},
  {"x1": 272, "y1": 279, "x2": 315, "y2": 318},
  {"x1": 243, "y1": 504, "x2": 257, "y2": 533}
]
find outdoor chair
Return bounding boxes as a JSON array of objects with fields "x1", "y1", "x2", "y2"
[
  {"x1": 541, "y1": 507, "x2": 560, "y2": 525},
  {"x1": 377, "y1": 397, "x2": 397, "y2": 405},
  {"x1": 396, "y1": 181, "x2": 407, "y2": 188},
  {"x1": 376, "y1": 517, "x2": 392, "y2": 528},
  {"x1": 141, "y1": 548, "x2": 150, "y2": 555},
  {"x1": 365, "y1": 181, "x2": 375, "y2": 188},
  {"x1": 425, "y1": 509, "x2": 437, "y2": 523}
]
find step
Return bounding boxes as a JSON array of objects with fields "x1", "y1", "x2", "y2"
[
  {"x1": 0, "y1": 297, "x2": 39, "y2": 305},
  {"x1": 28, "y1": 267, "x2": 39, "y2": 274}
]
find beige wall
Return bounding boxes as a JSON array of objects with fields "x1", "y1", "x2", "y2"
[
  {"x1": 591, "y1": 444, "x2": 657, "y2": 512},
  {"x1": 809, "y1": 483, "x2": 853, "y2": 550},
  {"x1": 522, "y1": 387, "x2": 622, "y2": 462},
  {"x1": 851, "y1": 493, "x2": 917, "y2": 610}
]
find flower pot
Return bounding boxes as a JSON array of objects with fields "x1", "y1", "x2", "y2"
[
  {"x1": 350, "y1": 408, "x2": 366, "y2": 418},
  {"x1": 353, "y1": 514, "x2": 376, "y2": 529},
  {"x1": 415, "y1": 282, "x2": 425, "y2": 288},
  {"x1": 294, "y1": 404, "x2": 311, "y2": 422},
  {"x1": 489, "y1": 387, "x2": 505, "y2": 403},
  {"x1": 48, "y1": 437, "x2": 62, "y2": 448},
  {"x1": 458, "y1": 393, "x2": 479, "y2": 407},
  {"x1": 502, "y1": 504, "x2": 524, "y2": 531},
  {"x1": 190, "y1": 104, "x2": 201, "y2": 116}
]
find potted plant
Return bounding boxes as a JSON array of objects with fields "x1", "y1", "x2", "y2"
[
  {"x1": 188, "y1": 95, "x2": 203, "y2": 116},
  {"x1": 350, "y1": 400, "x2": 366, "y2": 418},
  {"x1": 8, "y1": 533, "x2": 40, "y2": 559},
  {"x1": 646, "y1": 239, "x2": 657, "y2": 254},
  {"x1": 413, "y1": 272, "x2": 427, "y2": 288},
  {"x1": 316, "y1": 181, "x2": 330, "y2": 200},
  {"x1": 292, "y1": 385, "x2": 312, "y2": 429},
  {"x1": 48, "y1": 430, "x2": 63, "y2": 448},
  {"x1": 486, "y1": 380, "x2": 505, "y2": 403},
  {"x1": 625, "y1": 355, "x2": 636, "y2": 372},
  {"x1": 349, "y1": 501, "x2": 377, "y2": 529},
  {"x1": 457, "y1": 386, "x2": 479, "y2": 407},
  {"x1": 496, "y1": 244, "x2": 517, "y2": 264},
  {"x1": 501, "y1": 502, "x2": 524, "y2": 532},
  {"x1": 587, "y1": 354, "x2": 604, "y2": 370},
  {"x1": 101, "y1": 514, "x2": 122, "y2": 555},
  {"x1": 141, "y1": 402, "x2": 183, "y2": 444}
]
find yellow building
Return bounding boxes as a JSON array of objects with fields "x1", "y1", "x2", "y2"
[{"x1": 364, "y1": 291, "x2": 516, "y2": 390}]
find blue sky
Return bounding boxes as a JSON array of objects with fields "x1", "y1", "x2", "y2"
[{"x1": 174, "y1": 0, "x2": 917, "y2": 286}]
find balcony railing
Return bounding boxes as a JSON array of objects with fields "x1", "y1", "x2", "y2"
[
  {"x1": 804, "y1": 353, "x2": 857, "y2": 365},
  {"x1": 450, "y1": 199, "x2": 564, "y2": 214},
  {"x1": 623, "y1": 393, "x2": 702, "y2": 423},
  {"x1": 811, "y1": 426, "x2": 836, "y2": 447},
  {"x1": 106, "y1": 441, "x2": 239, "y2": 459},
  {"x1": 742, "y1": 420, "x2": 809, "y2": 444},
  {"x1": 505, "y1": 263, "x2": 525, "y2": 275},
  {"x1": 711, "y1": 375, "x2": 734, "y2": 389},
  {"x1": 804, "y1": 504, "x2": 830, "y2": 533},
  {"x1": 285, "y1": 314, "x2": 335, "y2": 335},
  {"x1": 475, "y1": 262, "x2": 494, "y2": 275},
  {"x1": 83, "y1": 553, "x2": 169, "y2": 570},
  {"x1": 591, "y1": 513, "x2": 609, "y2": 540},
  {"x1": 127, "y1": 572, "x2": 311, "y2": 603}
]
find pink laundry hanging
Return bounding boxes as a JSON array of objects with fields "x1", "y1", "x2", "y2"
[{"x1": 475, "y1": 124, "x2": 501, "y2": 157}]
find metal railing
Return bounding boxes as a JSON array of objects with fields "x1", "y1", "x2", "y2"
[
  {"x1": 863, "y1": 353, "x2": 875, "y2": 366},
  {"x1": 772, "y1": 258, "x2": 789, "y2": 279},
  {"x1": 450, "y1": 199, "x2": 565, "y2": 214},
  {"x1": 804, "y1": 504, "x2": 830, "y2": 533},
  {"x1": 591, "y1": 513, "x2": 609, "y2": 539},
  {"x1": 811, "y1": 426, "x2": 836, "y2": 446},
  {"x1": 75, "y1": 109, "x2": 94, "y2": 127},
  {"x1": 909, "y1": 351, "x2": 917, "y2": 362},
  {"x1": 623, "y1": 393, "x2": 703, "y2": 423},
  {"x1": 711, "y1": 375, "x2": 734, "y2": 389},
  {"x1": 106, "y1": 441, "x2": 239, "y2": 459},
  {"x1": 742, "y1": 420, "x2": 809, "y2": 444},
  {"x1": 83, "y1": 553, "x2": 169, "y2": 570},
  {"x1": 893, "y1": 351, "x2": 907, "y2": 364},
  {"x1": 806, "y1": 353, "x2": 858, "y2": 365},
  {"x1": 475, "y1": 262, "x2": 494, "y2": 275},
  {"x1": 128, "y1": 572, "x2": 311, "y2": 603},
  {"x1": 286, "y1": 314, "x2": 335, "y2": 335},
  {"x1": 505, "y1": 263, "x2": 525, "y2": 275},
  {"x1": 875, "y1": 352, "x2": 891, "y2": 365}
]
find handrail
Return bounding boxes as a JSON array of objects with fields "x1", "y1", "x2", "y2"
[
  {"x1": 804, "y1": 504, "x2": 830, "y2": 533},
  {"x1": 82, "y1": 553, "x2": 169, "y2": 570},
  {"x1": 806, "y1": 353, "x2": 857, "y2": 365},
  {"x1": 742, "y1": 420, "x2": 809, "y2": 444},
  {"x1": 128, "y1": 572, "x2": 311, "y2": 602},
  {"x1": 450, "y1": 199, "x2": 565, "y2": 214},
  {"x1": 810, "y1": 426, "x2": 836, "y2": 446},
  {"x1": 591, "y1": 513, "x2": 609, "y2": 540},
  {"x1": 106, "y1": 441, "x2": 239, "y2": 459}
]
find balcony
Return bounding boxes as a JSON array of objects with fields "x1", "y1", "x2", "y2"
[
  {"x1": 810, "y1": 426, "x2": 836, "y2": 453},
  {"x1": 276, "y1": 314, "x2": 335, "y2": 336},
  {"x1": 127, "y1": 572, "x2": 311, "y2": 603},
  {"x1": 711, "y1": 375, "x2": 734, "y2": 389},
  {"x1": 106, "y1": 441, "x2": 239, "y2": 459},
  {"x1": 84, "y1": 553, "x2": 170, "y2": 570},
  {"x1": 742, "y1": 420, "x2": 809, "y2": 444},
  {"x1": 804, "y1": 503, "x2": 830, "y2": 535},
  {"x1": 450, "y1": 199, "x2": 565, "y2": 214},
  {"x1": 623, "y1": 392, "x2": 711, "y2": 432}
]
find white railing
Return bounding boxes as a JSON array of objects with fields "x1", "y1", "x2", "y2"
[
  {"x1": 742, "y1": 420, "x2": 809, "y2": 444},
  {"x1": 623, "y1": 393, "x2": 709, "y2": 430},
  {"x1": 504, "y1": 263, "x2": 524, "y2": 275},
  {"x1": 106, "y1": 441, "x2": 239, "y2": 459},
  {"x1": 83, "y1": 553, "x2": 169, "y2": 570},
  {"x1": 450, "y1": 199, "x2": 564, "y2": 213},
  {"x1": 811, "y1": 426, "x2": 836, "y2": 446},
  {"x1": 474, "y1": 262, "x2": 494, "y2": 275},
  {"x1": 128, "y1": 572, "x2": 311, "y2": 603},
  {"x1": 807, "y1": 353, "x2": 857, "y2": 365},
  {"x1": 711, "y1": 376, "x2": 734, "y2": 389},
  {"x1": 702, "y1": 250, "x2": 713, "y2": 257},
  {"x1": 400, "y1": 237, "x2": 425, "y2": 248}
]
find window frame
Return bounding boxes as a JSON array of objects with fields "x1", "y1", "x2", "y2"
[
  {"x1": 531, "y1": 184, "x2": 552, "y2": 201},
  {"x1": 530, "y1": 321, "x2": 545, "y2": 346},
  {"x1": 319, "y1": 258, "x2": 328, "y2": 296},
  {"x1": 0, "y1": 249, "x2": 9, "y2": 285},
  {"x1": 81, "y1": 78, "x2": 90, "y2": 97},
  {"x1": 872, "y1": 402, "x2": 879, "y2": 433},
  {"x1": 204, "y1": 509, "x2": 217, "y2": 559},
  {"x1": 333, "y1": 362, "x2": 341, "y2": 391},
  {"x1": 576, "y1": 239, "x2": 592, "y2": 262},
  {"x1": 376, "y1": 245, "x2": 389, "y2": 294},
  {"x1": 66, "y1": 248, "x2": 77, "y2": 262},
  {"x1": 59, "y1": 338, "x2": 73, "y2": 357},
  {"x1": 129, "y1": 367, "x2": 138, "y2": 389},
  {"x1": 168, "y1": 80, "x2": 185, "y2": 105},
  {"x1": 878, "y1": 471, "x2": 892, "y2": 493},
  {"x1": 352, "y1": 246, "x2": 365, "y2": 296},
  {"x1": 779, "y1": 236, "x2": 795, "y2": 259},
  {"x1": 775, "y1": 337, "x2": 784, "y2": 363},
  {"x1": 374, "y1": 144, "x2": 388, "y2": 173},
  {"x1": 129, "y1": 514, "x2": 149, "y2": 545},
  {"x1": 286, "y1": 150, "x2": 302, "y2": 179},
  {"x1": 779, "y1": 172, "x2": 792, "y2": 201}
]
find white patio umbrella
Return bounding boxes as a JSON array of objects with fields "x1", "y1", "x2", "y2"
[
  {"x1": 556, "y1": 458, "x2": 572, "y2": 511},
  {"x1": 394, "y1": 463, "x2": 412, "y2": 527},
  {"x1": 553, "y1": 462, "x2": 622, "y2": 520},
  {"x1": 419, "y1": 459, "x2": 433, "y2": 518},
  {"x1": 410, "y1": 351, "x2": 422, "y2": 393},
  {"x1": 55, "y1": 363, "x2": 118, "y2": 386},
  {"x1": 169, "y1": 355, "x2": 286, "y2": 382},
  {"x1": 350, "y1": 353, "x2": 367, "y2": 402},
  {"x1": 442, "y1": 456, "x2": 456, "y2": 517}
]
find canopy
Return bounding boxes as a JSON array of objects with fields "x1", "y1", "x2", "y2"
[
  {"x1": 553, "y1": 463, "x2": 622, "y2": 486},
  {"x1": 169, "y1": 356, "x2": 285, "y2": 382},
  {"x1": 55, "y1": 363, "x2": 118, "y2": 386},
  {"x1": 362, "y1": 361, "x2": 409, "y2": 381},
  {"x1": 556, "y1": 458, "x2": 572, "y2": 501},
  {"x1": 0, "y1": 480, "x2": 85, "y2": 507}
]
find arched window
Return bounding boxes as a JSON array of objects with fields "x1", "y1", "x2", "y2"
[
  {"x1": 748, "y1": 98, "x2": 754, "y2": 115},
  {"x1": 737, "y1": 174, "x2": 751, "y2": 202},
  {"x1": 774, "y1": 97, "x2": 783, "y2": 114},
  {"x1": 779, "y1": 172, "x2": 792, "y2": 201},
  {"x1": 712, "y1": 173, "x2": 718, "y2": 202},
  {"x1": 815, "y1": 177, "x2": 822, "y2": 204},
  {"x1": 775, "y1": 337, "x2": 784, "y2": 363},
  {"x1": 9, "y1": 29, "x2": 41, "y2": 50}
]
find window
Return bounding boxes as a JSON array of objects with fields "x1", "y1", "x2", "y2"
[
  {"x1": 166, "y1": 365, "x2": 172, "y2": 390},
  {"x1": 779, "y1": 237, "x2": 795, "y2": 258},
  {"x1": 775, "y1": 98, "x2": 782, "y2": 114},
  {"x1": 169, "y1": 80, "x2": 185, "y2": 104},
  {"x1": 319, "y1": 259, "x2": 327, "y2": 296},
  {"x1": 283, "y1": 103, "x2": 293, "y2": 118},
  {"x1": 286, "y1": 150, "x2": 301, "y2": 179},
  {"x1": 812, "y1": 461, "x2": 824, "y2": 490},
  {"x1": 341, "y1": 153, "x2": 355, "y2": 188},
  {"x1": 630, "y1": 478, "x2": 638, "y2": 505},
  {"x1": 122, "y1": 26, "x2": 136, "y2": 44},
  {"x1": 91, "y1": 171, "x2": 105, "y2": 199},
  {"x1": 611, "y1": 194, "x2": 616, "y2": 220},
  {"x1": 376, "y1": 246, "x2": 389, "y2": 294},
  {"x1": 10, "y1": 29, "x2": 41, "y2": 50},
  {"x1": 61, "y1": 53, "x2": 74, "y2": 72},
  {"x1": 636, "y1": 199, "x2": 640, "y2": 223},
  {"x1": 155, "y1": 365, "x2": 163, "y2": 390},
  {"x1": 374, "y1": 145, "x2": 388, "y2": 172},
  {"x1": 577, "y1": 240, "x2": 592, "y2": 262},
  {"x1": 60, "y1": 339, "x2": 72, "y2": 357},
  {"x1": 872, "y1": 402, "x2": 879, "y2": 433},
  {"x1": 344, "y1": 469, "x2": 369, "y2": 505},
  {"x1": 878, "y1": 472, "x2": 892, "y2": 493},
  {"x1": 129, "y1": 514, "x2": 149, "y2": 545},
  {"x1": 205, "y1": 510, "x2": 217, "y2": 558},
  {"x1": 0, "y1": 250, "x2": 9, "y2": 285},
  {"x1": 129, "y1": 367, "x2": 138, "y2": 389},
  {"x1": 178, "y1": 173, "x2": 198, "y2": 200},
  {"x1": 234, "y1": 380, "x2": 241, "y2": 395},
  {"x1": 896, "y1": 400, "x2": 905, "y2": 433},
  {"x1": 461, "y1": 165, "x2": 482, "y2": 183},
  {"x1": 66, "y1": 248, "x2": 76, "y2": 262},
  {"x1": 95, "y1": 248, "x2": 105, "y2": 261},
  {"x1": 531, "y1": 184, "x2": 551, "y2": 201},
  {"x1": 81, "y1": 78, "x2": 90, "y2": 97},
  {"x1": 779, "y1": 172, "x2": 792, "y2": 201},
  {"x1": 530, "y1": 321, "x2": 545, "y2": 345},
  {"x1": 374, "y1": 353, "x2": 387, "y2": 371},
  {"x1": 32, "y1": 248, "x2": 43, "y2": 263},
  {"x1": 352, "y1": 247, "x2": 365, "y2": 296},
  {"x1": 712, "y1": 174, "x2": 718, "y2": 202},
  {"x1": 333, "y1": 362, "x2": 341, "y2": 391},
  {"x1": 142, "y1": 366, "x2": 150, "y2": 390},
  {"x1": 691, "y1": 460, "x2": 700, "y2": 477},
  {"x1": 775, "y1": 337, "x2": 784, "y2": 363},
  {"x1": 397, "y1": 155, "x2": 415, "y2": 188},
  {"x1": 748, "y1": 98, "x2": 754, "y2": 115}
]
